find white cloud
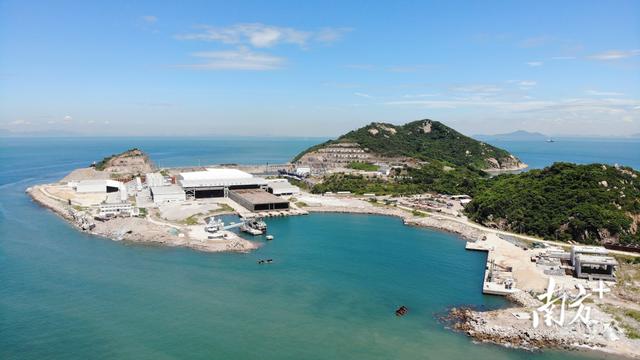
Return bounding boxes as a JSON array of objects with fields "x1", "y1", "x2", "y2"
[
  {"x1": 176, "y1": 47, "x2": 284, "y2": 71},
  {"x1": 384, "y1": 97, "x2": 640, "y2": 119},
  {"x1": 141, "y1": 15, "x2": 158, "y2": 24},
  {"x1": 451, "y1": 84, "x2": 502, "y2": 94},
  {"x1": 9, "y1": 119, "x2": 31, "y2": 125},
  {"x1": 518, "y1": 80, "x2": 537, "y2": 87},
  {"x1": 63, "y1": 115, "x2": 73, "y2": 122},
  {"x1": 104, "y1": 120, "x2": 110, "y2": 125},
  {"x1": 586, "y1": 90, "x2": 625, "y2": 97},
  {"x1": 354, "y1": 92, "x2": 372, "y2": 98},
  {"x1": 87, "y1": 120, "x2": 95, "y2": 124},
  {"x1": 526, "y1": 61, "x2": 543, "y2": 67},
  {"x1": 176, "y1": 23, "x2": 348, "y2": 48},
  {"x1": 588, "y1": 49, "x2": 640, "y2": 60},
  {"x1": 402, "y1": 93, "x2": 439, "y2": 98},
  {"x1": 315, "y1": 27, "x2": 351, "y2": 43}
]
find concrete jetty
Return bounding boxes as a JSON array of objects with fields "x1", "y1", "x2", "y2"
[{"x1": 466, "y1": 238, "x2": 519, "y2": 296}]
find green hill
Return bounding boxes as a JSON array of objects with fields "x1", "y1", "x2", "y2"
[
  {"x1": 293, "y1": 119, "x2": 523, "y2": 170},
  {"x1": 465, "y1": 163, "x2": 640, "y2": 244}
]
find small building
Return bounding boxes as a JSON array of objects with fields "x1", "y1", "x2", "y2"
[
  {"x1": 294, "y1": 167, "x2": 311, "y2": 177},
  {"x1": 571, "y1": 245, "x2": 617, "y2": 280},
  {"x1": 146, "y1": 173, "x2": 165, "y2": 187},
  {"x1": 229, "y1": 189, "x2": 289, "y2": 211},
  {"x1": 178, "y1": 168, "x2": 267, "y2": 198},
  {"x1": 99, "y1": 202, "x2": 136, "y2": 217},
  {"x1": 570, "y1": 245, "x2": 609, "y2": 266},
  {"x1": 266, "y1": 179, "x2": 300, "y2": 196},
  {"x1": 150, "y1": 185, "x2": 186, "y2": 204}
]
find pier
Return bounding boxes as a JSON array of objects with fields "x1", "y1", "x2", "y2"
[{"x1": 466, "y1": 236, "x2": 519, "y2": 296}]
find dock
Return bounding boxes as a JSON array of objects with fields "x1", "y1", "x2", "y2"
[{"x1": 466, "y1": 239, "x2": 519, "y2": 296}]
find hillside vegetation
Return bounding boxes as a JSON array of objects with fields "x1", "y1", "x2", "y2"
[
  {"x1": 294, "y1": 119, "x2": 523, "y2": 170},
  {"x1": 312, "y1": 160, "x2": 487, "y2": 196},
  {"x1": 465, "y1": 163, "x2": 640, "y2": 244}
]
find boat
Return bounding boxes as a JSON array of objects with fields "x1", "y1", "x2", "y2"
[
  {"x1": 546, "y1": 138, "x2": 555, "y2": 143},
  {"x1": 265, "y1": 235, "x2": 274, "y2": 241},
  {"x1": 240, "y1": 224, "x2": 263, "y2": 235},
  {"x1": 241, "y1": 217, "x2": 267, "y2": 235},
  {"x1": 395, "y1": 305, "x2": 408, "y2": 317},
  {"x1": 205, "y1": 217, "x2": 224, "y2": 233}
]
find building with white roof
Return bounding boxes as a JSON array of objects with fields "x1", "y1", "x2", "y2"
[
  {"x1": 150, "y1": 185, "x2": 186, "y2": 204},
  {"x1": 178, "y1": 168, "x2": 267, "y2": 198},
  {"x1": 73, "y1": 179, "x2": 128, "y2": 202},
  {"x1": 146, "y1": 173, "x2": 165, "y2": 187},
  {"x1": 266, "y1": 179, "x2": 300, "y2": 196}
]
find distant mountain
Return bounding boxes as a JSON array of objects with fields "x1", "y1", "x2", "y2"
[
  {"x1": 294, "y1": 119, "x2": 524, "y2": 170},
  {"x1": 474, "y1": 130, "x2": 548, "y2": 141}
]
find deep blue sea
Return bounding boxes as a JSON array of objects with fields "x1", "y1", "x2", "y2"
[{"x1": 1, "y1": 136, "x2": 636, "y2": 360}]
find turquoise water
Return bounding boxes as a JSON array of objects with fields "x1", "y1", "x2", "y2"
[{"x1": 1, "y1": 136, "x2": 633, "y2": 359}]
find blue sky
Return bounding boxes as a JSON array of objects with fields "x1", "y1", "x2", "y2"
[{"x1": 1, "y1": 0, "x2": 639, "y2": 137}]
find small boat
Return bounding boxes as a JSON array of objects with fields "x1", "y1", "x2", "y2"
[
  {"x1": 546, "y1": 138, "x2": 555, "y2": 143},
  {"x1": 265, "y1": 235, "x2": 274, "y2": 241},
  {"x1": 257, "y1": 259, "x2": 274, "y2": 264},
  {"x1": 395, "y1": 305, "x2": 408, "y2": 317}
]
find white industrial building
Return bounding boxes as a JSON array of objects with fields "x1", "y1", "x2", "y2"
[
  {"x1": 266, "y1": 179, "x2": 300, "y2": 196},
  {"x1": 145, "y1": 173, "x2": 165, "y2": 187},
  {"x1": 73, "y1": 180, "x2": 128, "y2": 202},
  {"x1": 150, "y1": 185, "x2": 186, "y2": 204},
  {"x1": 99, "y1": 202, "x2": 137, "y2": 217},
  {"x1": 178, "y1": 168, "x2": 267, "y2": 198}
]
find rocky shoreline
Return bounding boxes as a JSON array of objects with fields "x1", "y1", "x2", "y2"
[{"x1": 26, "y1": 185, "x2": 258, "y2": 253}]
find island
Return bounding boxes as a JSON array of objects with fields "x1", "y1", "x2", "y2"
[{"x1": 26, "y1": 118, "x2": 640, "y2": 358}]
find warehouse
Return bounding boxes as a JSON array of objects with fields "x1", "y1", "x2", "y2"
[
  {"x1": 150, "y1": 185, "x2": 186, "y2": 204},
  {"x1": 229, "y1": 189, "x2": 289, "y2": 211},
  {"x1": 266, "y1": 179, "x2": 300, "y2": 196},
  {"x1": 178, "y1": 168, "x2": 267, "y2": 199},
  {"x1": 73, "y1": 180, "x2": 128, "y2": 202}
]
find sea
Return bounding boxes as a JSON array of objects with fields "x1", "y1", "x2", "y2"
[{"x1": 1, "y1": 136, "x2": 638, "y2": 360}]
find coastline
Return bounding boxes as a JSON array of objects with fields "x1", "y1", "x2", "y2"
[
  {"x1": 296, "y1": 196, "x2": 640, "y2": 359},
  {"x1": 25, "y1": 182, "x2": 640, "y2": 358},
  {"x1": 26, "y1": 184, "x2": 259, "y2": 253}
]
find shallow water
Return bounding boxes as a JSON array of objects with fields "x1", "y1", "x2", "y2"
[{"x1": 0, "y1": 136, "x2": 626, "y2": 359}]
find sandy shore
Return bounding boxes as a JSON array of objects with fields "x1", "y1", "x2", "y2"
[{"x1": 27, "y1": 185, "x2": 258, "y2": 253}]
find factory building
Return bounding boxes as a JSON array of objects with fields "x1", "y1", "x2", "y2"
[
  {"x1": 266, "y1": 179, "x2": 300, "y2": 196},
  {"x1": 73, "y1": 180, "x2": 128, "y2": 202},
  {"x1": 178, "y1": 168, "x2": 267, "y2": 198},
  {"x1": 99, "y1": 202, "x2": 136, "y2": 217},
  {"x1": 150, "y1": 185, "x2": 186, "y2": 204},
  {"x1": 229, "y1": 189, "x2": 290, "y2": 211}
]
